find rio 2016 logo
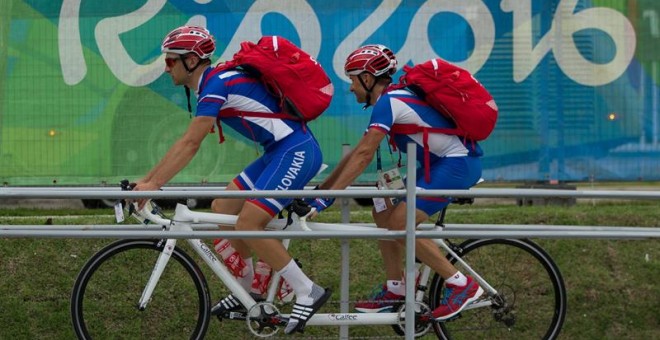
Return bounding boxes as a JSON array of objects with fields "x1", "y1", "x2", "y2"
[{"x1": 59, "y1": 0, "x2": 635, "y2": 88}]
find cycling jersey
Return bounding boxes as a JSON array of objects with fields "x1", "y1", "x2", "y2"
[
  {"x1": 369, "y1": 88, "x2": 483, "y2": 215},
  {"x1": 195, "y1": 67, "x2": 323, "y2": 216},
  {"x1": 369, "y1": 88, "x2": 483, "y2": 162},
  {"x1": 196, "y1": 67, "x2": 307, "y2": 150}
]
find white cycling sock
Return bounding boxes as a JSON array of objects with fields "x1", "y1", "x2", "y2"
[
  {"x1": 445, "y1": 271, "x2": 467, "y2": 287},
  {"x1": 279, "y1": 259, "x2": 315, "y2": 304},
  {"x1": 387, "y1": 280, "x2": 405, "y2": 296},
  {"x1": 237, "y1": 257, "x2": 254, "y2": 291}
]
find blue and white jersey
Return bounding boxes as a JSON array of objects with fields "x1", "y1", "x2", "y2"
[
  {"x1": 195, "y1": 67, "x2": 306, "y2": 149},
  {"x1": 368, "y1": 88, "x2": 483, "y2": 164}
]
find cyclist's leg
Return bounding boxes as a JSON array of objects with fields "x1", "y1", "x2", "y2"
[
  {"x1": 235, "y1": 134, "x2": 329, "y2": 333},
  {"x1": 210, "y1": 180, "x2": 245, "y2": 216},
  {"x1": 372, "y1": 202, "x2": 404, "y2": 281},
  {"x1": 372, "y1": 155, "x2": 481, "y2": 282},
  {"x1": 386, "y1": 201, "x2": 484, "y2": 320},
  {"x1": 216, "y1": 165, "x2": 272, "y2": 256},
  {"x1": 211, "y1": 181, "x2": 248, "y2": 250},
  {"x1": 210, "y1": 164, "x2": 265, "y2": 292},
  {"x1": 353, "y1": 205, "x2": 409, "y2": 313},
  {"x1": 406, "y1": 156, "x2": 481, "y2": 275},
  {"x1": 379, "y1": 240, "x2": 404, "y2": 279},
  {"x1": 385, "y1": 203, "x2": 456, "y2": 278},
  {"x1": 235, "y1": 202, "x2": 293, "y2": 268},
  {"x1": 403, "y1": 156, "x2": 483, "y2": 320},
  {"x1": 239, "y1": 134, "x2": 321, "y2": 269}
]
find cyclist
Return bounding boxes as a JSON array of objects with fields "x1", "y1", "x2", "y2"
[
  {"x1": 132, "y1": 26, "x2": 330, "y2": 334},
  {"x1": 306, "y1": 45, "x2": 483, "y2": 320}
]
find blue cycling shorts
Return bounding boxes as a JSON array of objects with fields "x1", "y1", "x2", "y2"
[
  {"x1": 407, "y1": 156, "x2": 482, "y2": 216},
  {"x1": 232, "y1": 133, "x2": 322, "y2": 216}
]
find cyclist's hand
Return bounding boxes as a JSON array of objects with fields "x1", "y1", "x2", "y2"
[
  {"x1": 132, "y1": 181, "x2": 160, "y2": 210},
  {"x1": 305, "y1": 197, "x2": 335, "y2": 216}
]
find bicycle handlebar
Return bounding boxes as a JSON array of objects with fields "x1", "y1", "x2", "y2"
[
  {"x1": 128, "y1": 200, "x2": 172, "y2": 226},
  {"x1": 119, "y1": 179, "x2": 171, "y2": 226}
]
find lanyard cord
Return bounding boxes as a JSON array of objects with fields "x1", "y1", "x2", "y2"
[
  {"x1": 376, "y1": 146, "x2": 383, "y2": 172},
  {"x1": 184, "y1": 86, "x2": 192, "y2": 117}
]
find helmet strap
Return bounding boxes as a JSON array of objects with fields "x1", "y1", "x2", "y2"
[
  {"x1": 184, "y1": 86, "x2": 192, "y2": 116},
  {"x1": 180, "y1": 53, "x2": 206, "y2": 75},
  {"x1": 181, "y1": 54, "x2": 193, "y2": 116},
  {"x1": 180, "y1": 54, "x2": 207, "y2": 116},
  {"x1": 358, "y1": 74, "x2": 376, "y2": 109}
]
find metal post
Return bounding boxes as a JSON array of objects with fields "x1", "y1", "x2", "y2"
[
  {"x1": 641, "y1": 60, "x2": 647, "y2": 146},
  {"x1": 653, "y1": 62, "x2": 658, "y2": 146},
  {"x1": 404, "y1": 143, "x2": 417, "y2": 338},
  {"x1": 339, "y1": 144, "x2": 351, "y2": 339}
]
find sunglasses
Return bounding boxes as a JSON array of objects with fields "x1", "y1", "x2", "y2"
[{"x1": 165, "y1": 57, "x2": 179, "y2": 68}]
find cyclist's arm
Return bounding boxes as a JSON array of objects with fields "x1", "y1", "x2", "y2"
[
  {"x1": 139, "y1": 116, "x2": 215, "y2": 188},
  {"x1": 319, "y1": 128, "x2": 385, "y2": 190}
]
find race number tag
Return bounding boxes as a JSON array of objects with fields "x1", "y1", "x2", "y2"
[
  {"x1": 114, "y1": 201, "x2": 125, "y2": 223},
  {"x1": 373, "y1": 167, "x2": 405, "y2": 212},
  {"x1": 373, "y1": 197, "x2": 387, "y2": 213}
]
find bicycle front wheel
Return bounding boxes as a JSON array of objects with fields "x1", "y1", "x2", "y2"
[
  {"x1": 71, "y1": 239, "x2": 211, "y2": 340},
  {"x1": 429, "y1": 239, "x2": 566, "y2": 340}
]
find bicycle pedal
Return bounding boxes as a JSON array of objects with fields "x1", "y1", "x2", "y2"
[
  {"x1": 442, "y1": 313, "x2": 462, "y2": 322},
  {"x1": 216, "y1": 310, "x2": 247, "y2": 322}
]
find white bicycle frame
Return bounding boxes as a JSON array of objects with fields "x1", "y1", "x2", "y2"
[{"x1": 134, "y1": 202, "x2": 497, "y2": 328}]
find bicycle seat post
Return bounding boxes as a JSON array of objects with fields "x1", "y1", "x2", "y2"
[{"x1": 435, "y1": 207, "x2": 448, "y2": 228}]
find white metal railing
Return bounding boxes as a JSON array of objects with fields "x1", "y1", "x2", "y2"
[{"x1": 1, "y1": 143, "x2": 659, "y2": 338}]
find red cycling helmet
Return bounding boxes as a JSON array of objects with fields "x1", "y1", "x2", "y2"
[
  {"x1": 161, "y1": 26, "x2": 216, "y2": 59},
  {"x1": 344, "y1": 44, "x2": 397, "y2": 77}
]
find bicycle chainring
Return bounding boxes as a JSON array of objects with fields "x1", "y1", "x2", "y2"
[
  {"x1": 395, "y1": 301, "x2": 432, "y2": 337},
  {"x1": 246, "y1": 302, "x2": 284, "y2": 338}
]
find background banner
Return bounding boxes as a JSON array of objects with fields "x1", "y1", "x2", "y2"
[{"x1": 1, "y1": 0, "x2": 658, "y2": 185}]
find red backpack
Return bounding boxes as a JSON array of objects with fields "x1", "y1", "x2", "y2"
[
  {"x1": 388, "y1": 58, "x2": 498, "y2": 182},
  {"x1": 209, "y1": 36, "x2": 333, "y2": 126},
  {"x1": 390, "y1": 58, "x2": 498, "y2": 141}
]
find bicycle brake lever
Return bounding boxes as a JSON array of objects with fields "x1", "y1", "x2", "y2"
[
  {"x1": 297, "y1": 213, "x2": 313, "y2": 232},
  {"x1": 120, "y1": 179, "x2": 136, "y2": 191},
  {"x1": 290, "y1": 199, "x2": 313, "y2": 231},
  {"x1": 128, "y1": 201, "x2": 136, "y2": 216},
  {"x1": 291, "y1": 199, "x2": 313, "y2": 217}
]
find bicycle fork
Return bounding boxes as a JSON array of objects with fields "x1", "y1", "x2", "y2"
[
  {"x1": 137, "y1": 223, "x2": 258, "y2": 312},
  {"x1": 138, "y1": 238, "x2": 177, "y2": 310}
]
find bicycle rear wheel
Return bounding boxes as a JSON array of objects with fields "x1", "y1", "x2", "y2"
[
  {"x1": 429, "y1": 239, "x2": 566, "y2": 339},
  {"x1": 71, "y1": 239, "x2": 211, "y2": 340}
]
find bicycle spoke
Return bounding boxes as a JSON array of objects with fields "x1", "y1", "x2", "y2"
[
  {"x1": 72, "y1": 240, "x2": 209, "y2": 339},
  {"x1": 432, "y1": 239, "x2": 566, "y2": 339}
]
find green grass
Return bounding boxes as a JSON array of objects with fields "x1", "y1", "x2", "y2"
[{"x1": 0, "y1": 201, "x2": 658, "y2": 339}]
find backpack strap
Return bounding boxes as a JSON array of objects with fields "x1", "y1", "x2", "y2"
[
  {"x1": 203, "y1": 59, "x2": 314, "y2": 146},
  {"x1": 389, "y1": 124, "x2": 464, "y2": 183},
  {"x1": 219, "y1": 109, "x2": 295, "y2": 120},
  {"x1": 213, "y1": 108, "x2": 307, "y2": 147}
]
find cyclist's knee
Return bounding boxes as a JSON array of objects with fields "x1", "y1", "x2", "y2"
[
  {"x1": 372, "y1": 209, "x2": 391, "y2": 228},
  {"x1": 211, "y1": 199, "x2": 223, "y2": 213},
  {"x1": 235, "y1": 201, "x2": 273, "y2": 231},
  {"x1": 211, "y1": 197, "x2": 244, "y2": 214}
]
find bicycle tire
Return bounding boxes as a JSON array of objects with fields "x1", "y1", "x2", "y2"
[
  {"x1": 429, "y1": 239, "x2": 566, "y2": 340},
  {"x1": 70, "y1": 239, "x2": 211, "y2": 340}
]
